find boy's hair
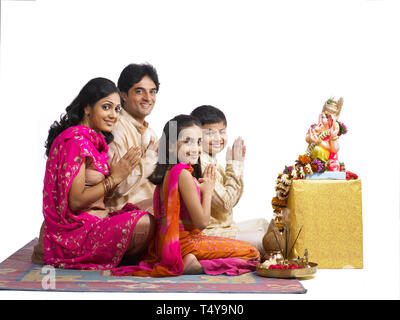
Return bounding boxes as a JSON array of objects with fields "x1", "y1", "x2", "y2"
[
  {"x1": 190, "y1": 105, "x2": 227, "y2": 126},
  {"x1": 117, "y1": 63, "x2": 160, "y2": 96}
]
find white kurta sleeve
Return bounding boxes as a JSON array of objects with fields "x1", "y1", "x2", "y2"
[{"x1": 211, "y1": 160, "x2": 244, "y2": 213}]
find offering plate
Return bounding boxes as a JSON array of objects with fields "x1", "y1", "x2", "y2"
[{"x1": 256, "y1": 261, "x2": 318, "y2": 279}]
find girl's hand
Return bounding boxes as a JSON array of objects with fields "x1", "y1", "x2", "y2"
[
  {"x1": 198, "y1": 164, "x2": 216, "y2": 195},
  {"x1": 110, "y1": 146, "x2": 141, "y2": 184},
  {"x1": 232, "y1": 137, "x2": 246, "y2": 161}
]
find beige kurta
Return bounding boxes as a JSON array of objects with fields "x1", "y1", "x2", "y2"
[
  {"x1": 200, "y1": 152, "x2": 244, "y2": 238},
  {"x1": 105, "y1": 109, "x2": 158, "y2": 212}
]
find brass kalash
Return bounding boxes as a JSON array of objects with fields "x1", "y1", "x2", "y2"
[{"x1": 257, "y1": 219, "x2": 318, "y2": 279}]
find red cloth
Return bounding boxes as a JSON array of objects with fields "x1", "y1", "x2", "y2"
[{"x1": 346, "y1": 171, "x2": 358, "y2": 180}]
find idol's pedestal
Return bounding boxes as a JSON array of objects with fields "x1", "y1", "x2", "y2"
[{"x1": 287, "y1": 179, "x2": 363, "y2": 269}]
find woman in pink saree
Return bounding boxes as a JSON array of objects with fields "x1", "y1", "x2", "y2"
[{"x1": 32, "y1": 78, "x2": 155, "y2": 269}]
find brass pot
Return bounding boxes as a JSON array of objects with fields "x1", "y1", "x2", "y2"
[{"x1": 264, "y1": 250, "x2": 284, "y2": 263}]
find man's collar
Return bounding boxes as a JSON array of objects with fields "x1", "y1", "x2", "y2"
[{"x1": 121, "y1": 108, "x2": 149, "y2": 133}]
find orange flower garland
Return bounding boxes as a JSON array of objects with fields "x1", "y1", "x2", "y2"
[{"x1": 298, "y1": 155, "x2": 312, "y2": 165}]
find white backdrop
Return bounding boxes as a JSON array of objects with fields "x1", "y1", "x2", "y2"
[{"x1": 0, "y1": 0, "x2": 399, "y2": 299}]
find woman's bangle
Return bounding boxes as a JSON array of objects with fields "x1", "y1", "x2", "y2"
[
  {"x1": 108, "y1": 175, "x2": 116, "y2": 189},
  {"x1": 103, "y1": 178, "x2": 109, "y2": 195},
  {"x1": 103, "y1": 176, "x2": 113, "y2": 195},
  {"x1": 103, "y1": 175, "x2": 119, "y2": 198}
]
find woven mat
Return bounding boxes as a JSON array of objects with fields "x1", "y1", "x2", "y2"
[{"x1": 0, "y1": 239, "x2": 306, "y2": 294}]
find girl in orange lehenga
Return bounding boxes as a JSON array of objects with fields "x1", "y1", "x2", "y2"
[{"x1": 112, "y1": 115, "x2": 260, "y2": 277}]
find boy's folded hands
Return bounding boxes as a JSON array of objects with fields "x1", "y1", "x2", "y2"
[{"x1": 227, "y1": 137, "x2": 246, "y2": 162}]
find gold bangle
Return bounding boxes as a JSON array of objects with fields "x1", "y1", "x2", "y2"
[
  {"x1": 103, "y1": 175, "x2": 117, "y2": 198},
  {"x1": 103, "y1": 178, "x2": 109, "y2": 194},
  {"x1": 104, "y1": 176, "x2": 113, "y2": 194},
  {"x1": 108, "y1": 175, "x2": 116, "y2": 189}
]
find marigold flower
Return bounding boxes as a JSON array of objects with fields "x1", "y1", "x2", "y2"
[
  {"x1": 271, "y1": 196, "x2": 287, "y2": 209},
  {"x1": 298, "y1": 154, "x2": 312, "y2": 165}
]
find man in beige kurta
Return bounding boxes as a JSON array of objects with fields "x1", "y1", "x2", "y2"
[
  {"x1": 106, "y1": 109, "x2": 158, "y2": 211},
  {"x1": 106, "y1": 63, "x2": 160, "y2": 213}
]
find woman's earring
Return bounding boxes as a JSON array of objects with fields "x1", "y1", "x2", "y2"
[{"x1": 81, "y1": 113, "x2": 90, "y2": 127}]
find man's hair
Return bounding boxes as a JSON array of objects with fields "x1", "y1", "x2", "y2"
[
  {"x1": 117, "y1": 63, "x2": 160, "y2": 94},
  {"x1": 190, "y1": 105, "x2": 227, "y2": 126}
]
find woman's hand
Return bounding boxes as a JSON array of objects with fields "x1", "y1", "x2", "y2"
[
  {"x1": 68, "y1": 146, "x2": 140, "y2": 213},
  {"x1": 110, "y1": 146, "x2": 141, "y2": 185},
  {"x1": 198, "y1": 164, "x2": 216, "y2": 195}
]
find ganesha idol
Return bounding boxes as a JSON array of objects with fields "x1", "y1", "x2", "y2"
[
  {"x1": 268, "y1": 97, "x2": 351, "y2": 241},
  {"x1": 305, "y1": 97, "x2": 345, "y2": 172}
]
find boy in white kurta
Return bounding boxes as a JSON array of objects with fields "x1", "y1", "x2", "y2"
[{"x1": 191, "y1": 105, "x2": 268, "y2": 254}]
